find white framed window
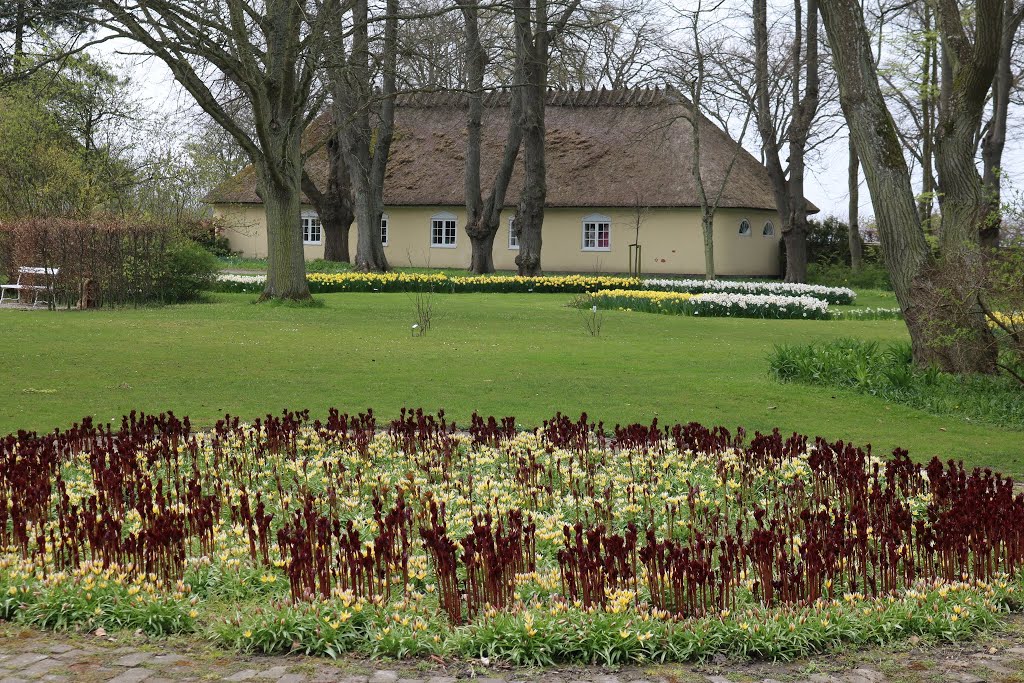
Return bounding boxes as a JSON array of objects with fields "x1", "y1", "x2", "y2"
[
  {"x1": 582, "y1": 214, "x2": 611, "y2": 251},
  {"x1": 381, "y1": 213, "x2": 390, "y2": 246},
  {"x1": 430, "y1": 212, "x2": 457, "y2": 248},
  {"x1": 762, "y1": 220, "x2": 775, "y2": 237},
  {"x1": 738, "y1": 219, "x2": 752, "y2": 237},
  {"x1": 508, "y1": 216, "x2": 519, "y2": 249},
  {"x1": 301, "y1": 212, "x2": 322, "y2": 245}
]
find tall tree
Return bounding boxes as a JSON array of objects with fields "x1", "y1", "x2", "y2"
[
  {"x1": 301, "y1": 111, "x2": 355, "y2": 263},
  {"x1": 980, "y1": 1, "x2": 1024, "y2": 248},
  {"x1": 818, "y1": 0, "x2": 1002, "y2": 373},
  {"x1": 460, "y1": 0, "x2": 523, "y2": 274},
  {"x1": 95, "y1": 0, "x2": 329, "y2": 300},
  {"x1": 512, "y1": 0, "x2": 582, "y2": 276},
  {"x1": 675, "y1": 0, "x2": 752, "y2": 280},
  {"x1": 0, "y1": 0, "x2": 95, "y2": 79},
  {"x1": 327, "y1": 0, "x2": 398, "y2": 272},
  {"x1": 874, "y1": 1, "x2": 941, "y2": 227},
  {"x1": 753, "y1": 0, "x2": 820, "y2": 283}
]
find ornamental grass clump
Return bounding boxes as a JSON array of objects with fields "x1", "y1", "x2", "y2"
[{"x1": 2, "y1": 408, "x2": 1024, "y2": 660}]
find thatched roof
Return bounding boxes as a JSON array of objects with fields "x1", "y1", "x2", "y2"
[{"x1": 206, "y1": 86, "x2": 811, "y2": 212}]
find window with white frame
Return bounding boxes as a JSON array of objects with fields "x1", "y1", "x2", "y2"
[
  {"x1": 762, "y1": 220, "x2": 775, "y2": 237},
  {"x1": 430, "y1": 212, "x2": 457, "y2": 247},
  {"x1": 380, "y1": 214, "x2": 390, "y2": 246},
  {"x1": 582, "y1": 215, "x2": 611, "y2": 251},
  {"x1": 738, "y1": 219, "x2": 752, "y2": 237},
  {"x1": 508, "y1": 216, "x2": 519, "y2": 249},
  {"x1": 301, "y1": 212, "x2": 322, "y2": 245}
]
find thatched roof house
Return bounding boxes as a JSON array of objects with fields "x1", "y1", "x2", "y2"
[{"x1": 208, "y1": 86, "x2": 802, "y2": 276}]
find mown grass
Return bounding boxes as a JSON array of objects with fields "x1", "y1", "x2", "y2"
[{"x1": 1, "y1": 291, "x2": 1020, "y2": 474}]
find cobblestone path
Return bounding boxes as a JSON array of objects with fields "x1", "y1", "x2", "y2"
[{"x1": 1, "y1": 617, "x2": 1022, "y2": 683}]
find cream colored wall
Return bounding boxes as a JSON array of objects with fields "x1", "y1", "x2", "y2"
[{"x1": 213, "y1": 203, "x2": 782, "y2": 277}]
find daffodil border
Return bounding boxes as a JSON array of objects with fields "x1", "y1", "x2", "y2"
[{"x1": 574, "y1": 290, "x2": 832, "y2": 320}]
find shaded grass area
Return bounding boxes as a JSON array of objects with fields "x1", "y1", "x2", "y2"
[
  {"x1": 769, "y1": 338, "x2": 1024, "y2": 432},
  {"x1": 0, "y1": 292, "x2": 1018, "y2": 473}
]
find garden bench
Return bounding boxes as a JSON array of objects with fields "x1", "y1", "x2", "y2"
[{"x1": 0, "y1": 267, "x2": 59, "y2": 307}]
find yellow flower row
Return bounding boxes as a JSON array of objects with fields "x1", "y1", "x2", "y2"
[
  {"x1": 303, "y1": 271, "x2": 643, "y2": 293},
  {"x1": 589, "y1": 289, "x2": 695, "y2": 303}
]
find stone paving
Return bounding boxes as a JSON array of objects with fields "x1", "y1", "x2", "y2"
[{"x1": 0, "y1": 618, "x2": 1022, "y2": 683}]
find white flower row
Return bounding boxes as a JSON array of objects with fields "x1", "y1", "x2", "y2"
[
  {"x1": 218, "y1": 273, "x2": 266, "y2": 284},
  {"x1": 644, "y1": 278, "x2": 856, "y2": 304},
  {"x1": 693, "y1": 292, "x2": 830, "y2": 318},
  {"x1": 829, "y1": 307, "x2": 903, "y2": 320}
]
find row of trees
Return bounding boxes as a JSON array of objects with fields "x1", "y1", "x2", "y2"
[
  {"x1": 16, "y1": 0, "x2": 813, "y2": 299},
  {"x1": 3, "y1": 1, "x2": 1022, "y2": 376}
]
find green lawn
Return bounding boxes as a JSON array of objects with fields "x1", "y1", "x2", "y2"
[{"x1": 2, "y1": 291, "x2": 1020, "y2": 474}]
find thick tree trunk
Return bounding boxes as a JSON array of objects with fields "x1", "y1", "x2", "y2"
[
  {"x1": 783, "y1": 224, "x2": 808, "y2": 282},
  {"x1": 513, "y1": 1, "x2": 547, "y2": 277},
  {"x1": 515, "y1": 89, "x2": 545, "y2": 276},
  {"x1": 753, "y1": 0, "x2": 818, "y2": 284},
  {"x1": 514, "y1": 144, "x2": 545, "y2": 276},
  {"x1": 848, "y1": 137, "x2": 864, "y2": 270},
  {"x1": 510, "y1": 0, "x2": 579, "y2": 277},
  {"x1": 460, "y1": 0, "x2": 523, "y2": 274},
  {"x1": 702, "y1": 212, "x2": 715, "y2": 280},
  {"x1": 302, "y1": 134, "x2": 354, "y2": 263},
  {"x1": 321, "y1": 207, "x2": 353, "y2": 262},
  {"x1": 469, "y1": 229, "x2": 497, "y2": 273},
  {"x1": 351, "y1": 170, "x2": 388, "y2": 271},
  {"x1": 258, "y1": 166, "x2": 311, "y2": 301},
  {"x1": 819, "y1": 0, "x2": 997, "y2": 374},
  {"x1": 333, "y1": 0, "x2": 396, "y2": 273}
]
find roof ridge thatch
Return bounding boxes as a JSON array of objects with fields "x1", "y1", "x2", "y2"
[
  {"x1": 393, "y1": 85, "x2": 683, "y2": 109},
  {"x1": 207, "y1": 85, "x2": 818, "y2": 214}
]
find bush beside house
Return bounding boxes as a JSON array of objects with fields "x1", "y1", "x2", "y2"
[{"x1": 1, "y1": 217, "x2": 217, "y2": 307}]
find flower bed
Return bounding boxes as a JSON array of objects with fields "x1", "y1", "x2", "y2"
[
  {"x1": 577, "y1": 289, "x2": 831, "y2": 319},
  {"x1": 1, "y1": 409, "x2": 1022, "y2": 662},
  {"x1": 214, "y1": 272, "x2": 857, "y2": 304},
  {"x1": 829, "y1": 307, "x2": 904, "y2": 321},
  {"x1": 643, "y1": 278, "x2": 857, "y2": 305},
  {"x1": 215, "y1": 272, "x2": 643, "y2": 294}
]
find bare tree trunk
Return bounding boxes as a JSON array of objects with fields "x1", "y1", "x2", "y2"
[
  {"x1": 512, "y1": 0, "x2": 581, "y2": 277},
  {"x1": 754, "y1": 0, "x2": 819, "y2": 284},
  {"x1": 469, "y1": 230, "x2": 498, "y2": 273},
  {"x1": 848, "y1": 136, "x2": 864, "y2": 270},
  {"x1": 980, "y1": 3, "x2": 1024, "y2": 249},
  {"x1": 460, "y1": 0, "x2": 523, "y2": 274},
  {"x1": 515, "y1": 93, "x2": 546, "y2": 276},
  {"x1": 919, "y1": 2, "x2": 937, "y2": 225},
  {"x1": 302, "y1": 123, "x2": 354, "y2": 263},
  {"x1": 701, "y1": 213, "x2": 715, "y2": 280},
  {"x1": 258, "y1": 157, "x2": 310, "y2": 300},
  {"x1": 513, "y1": 0, "x2": 546, "y2": 276},
  {"x1": 819, "y1": 0, "x2": 997, "y2": 374},
  {"x1": 331, "y1": 0, "x2": 398, "y2": 272}
]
